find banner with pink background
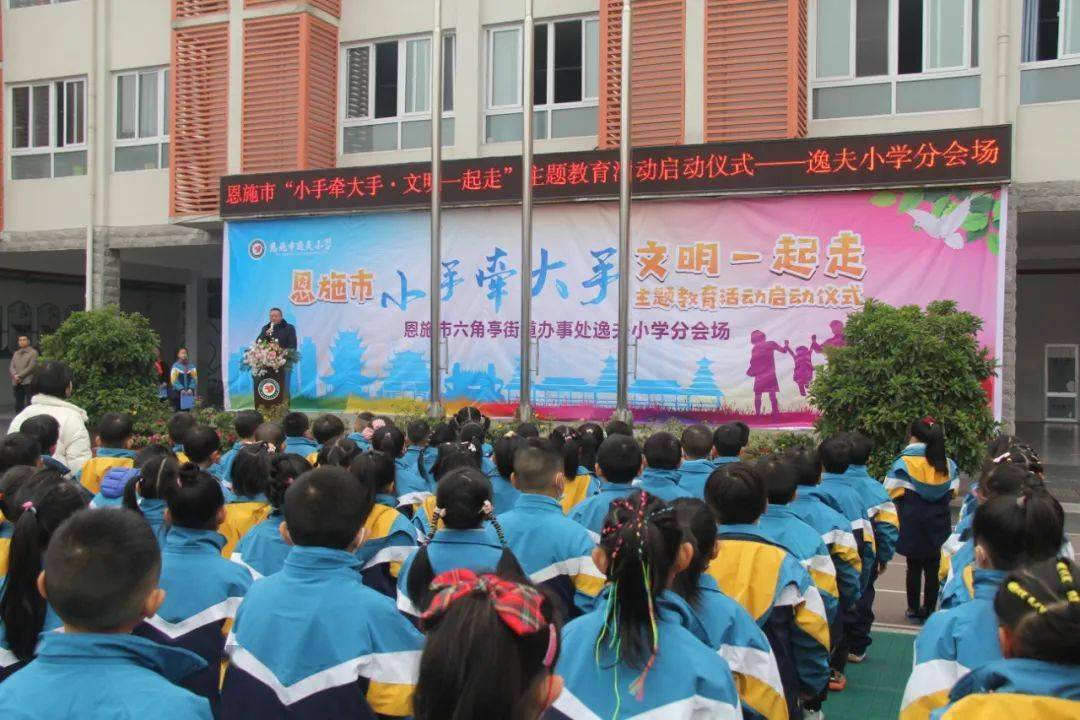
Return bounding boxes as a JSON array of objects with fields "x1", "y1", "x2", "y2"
[{"x1": 224, "y1": 186, "x2": 1006, "y2": 427}]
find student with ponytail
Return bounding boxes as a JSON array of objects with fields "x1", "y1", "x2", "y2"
[
  {"x1": 220, "y1": 443, "x2": 274, "y2": 558},
  {"x1": 885, "y1": 417, "x2": 959, "y2": 620},
  {"x1": 373, "y1": 423, "x2": 429, "y2": 506},
  {"x1": 349, "y1": 452, "x2": 417, "y2": 598},
  {"x1": 222, "y1": 467, "x2": 424, "y2": 719},
  {"x1": 457, "y1": 421, "x2": 500, "y2": 483},
  {"x1": 0, "y1": 466, "x2": 35, "y2": 578},
  {"x1": 490, "y1": 431, "x2": 524, "y2": 514},
  {"x1": 397, "y1": 467, "x2": 525, "y2": 617},
  {"x1": 414, "y1": 572, "x2": 563, "y2": 720},
  {"x1": 0, "y1": 477, "x2": 86, "y2": 680},
  {"x1": 135, "y1": 463, "x2": 253, "y2": 708},
  {"x1": 901, "y1": 485, "x2": 1067, "y2": 720},
  {"x1": 315, "y1": 435, "x2": 361, "y2": 469},
  {"x1": 550, "y1": 426, "x2": 601, "y2": 514},
  {"x1": 550, "y1": 490, "x2": 741, "y2": 718},
  {"x1": 231, "y1": 453, "x2": 311, "y2": 578},
  {"x1": 123, "y1": 453, "x2": 181, "y2": 540},
  {"x1": 449, "y1": 406, "x2": 492, "y2": 456},
  {"x1": 929, "y1": 557, "x2": 1080, "y2": 719},
  {"x1": 410, "y1": 442, "x2": 483, "y2": 538},
  {"x1": 939, "y1": 459, "x2": 1066, "y2": 610},
  {"x1": 669, "y1": 498, "x2": 787, "y2": 720}
]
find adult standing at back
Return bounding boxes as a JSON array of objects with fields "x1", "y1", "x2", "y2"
[
  {"x1": 254, "y1": 308, "x2": 296, "y2": 350},
  {"x1": 8, "y1": 360, "x2": 92, "y2": 475},
  {"x1": 8, "y1": 335, "x2": 38, "y2": 412}
]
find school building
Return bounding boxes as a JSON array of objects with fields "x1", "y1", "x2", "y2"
[{"x1": 0, "y1": 0, "x2": 1078, "y2": 431}]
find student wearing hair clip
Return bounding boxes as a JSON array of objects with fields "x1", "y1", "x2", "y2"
[
  {"x1": 929, "y1": 557, "x2": 1080, "y2": 719},
  {"x1": 123, "y1": 454, "x2": 182, "y2": 541},
  {"x1": 550, "y1": 490, "x2": 741, "y2": 718},
  {"x1": 409, "y1": 442, "x2": 484, "y2": 539},
  {"x1": 901, "y1": 484, "x2": 1067, "y2": 720},
  {"x1": 397, "y1": 467, "x2": 526, "y2": 618},
  {"x1": 372, "y1": 424, "x2": 428, "y2": 508},
  {"x1": 413, "y1": 571, "x2": 563, "y2": 720},
  {"x1": 885, "y1": 417, "x2": 959, "y2": 621}
]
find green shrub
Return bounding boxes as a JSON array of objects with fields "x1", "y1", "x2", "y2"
[
  {"x1": 40, "y1": 307, "x2": 163, "y2": 426},
  {"x1": 809, "y1": 299, "x2": 997, "y2": 477}
]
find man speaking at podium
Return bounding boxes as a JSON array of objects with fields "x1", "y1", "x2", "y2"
[{"x1": 255, "y1": 308, "x2": 297, "y2": 350}]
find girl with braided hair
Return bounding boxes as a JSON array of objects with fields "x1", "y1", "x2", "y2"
[
  {"x1": 230, "y1": 453, "x2": 311, "y2": 578},
  {"x1": 550, "y1": 490, "x2": 741, "y2": 719},
  {"x1": 397, "y1": 466, "x2": 526, "y2": 617},
  {"x1": 409, "y1": 441, "x2": 483, "y2": 538},
  {"x1": 931, "y1": 557, "x2": 1080, "y2": 719}
]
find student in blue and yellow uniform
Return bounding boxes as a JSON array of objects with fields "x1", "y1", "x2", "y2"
[
  {"x1": 489, "y1": 431, "x2": 523, "y2": 514},
  {"x1": 168, "y1": 411, "x2": 198, "y2": 462},
  {"x1": 215, "y1": 410, "x2": 263, "y2": 486},
  {"x1": 499, "y1": 442, "x2": 604, "y2": 617},
  {"x1": 398, "y1": 466, "x2": 526, "y2": 617},
  {"x1": 0, "y1": 477, "x2": 86, "y2": 681},
  {"x1": 374, "y1": 424, "x2": 429, "y2": 507},
  {"x1": 676, "y1": 424, "x2": 718, "y2": 499},
  {"x1": 705, "y1": 463, "x2": 831, "y2": 719},
  {"x1": 901, "y1": 484, "x2": 1065, "y2": 720},
  {"x1": 840, "y1": 431, "x2": 900, "y2": 663},
  {"x1": 931, "y1": 556, "x2": 1080, "y2": 719},
  {"x1": 0, "y1": 466, "x2": 35, "y2": 579},
  {"x1": 414, "y1": 570, "x2": 564, "y2": 720},
  {"x1": 712, "y1": 421, "x2": 749, "y2": 466},
  {"x1": 281, "y1": 411, "x2": 318, "y2": 457},
  {"x1": 92, "y1": 443, "x2": 171, "y2": 510},
  {"x1": 220, "y1": 444, "x2": 273, "y2": 558},
  {"x1": 550, "y1": 425, "x2": 601, "y2": 514},
  {"x1": 183, "y1": 425, "x2": 226, "y2": 485},
  {"x1": 457, "y1": 421, "x2": 501, "y2": 485},
  {"x1": 0, "y1": 508, "x2": 212, "y2": 719},
  {"x1": 551, "y1": 490, "x2": 741, "y2": 719},
  {"x1": 401, "y1": 419, "x2": 431, "y2": 487},
  {"x1": 222, "y1": 467, "x2": 423, "y2": 719},
  {"x1": 231, "y1": 453, "x2": 311, "y2": 579},
  {"x1": 18, "y1": 415, "x2": 70, "y2": 479},
  {"x1": 410, "y1": 442, "x2": 483, "y2": 538},
  {"x1": 569, "y1": 433, "x2": 642, "y2": 536},
  {"x1": 76, "y1": 412, "x2": 137, "y2": 494},
  {"x1": 671, "y1": 498, "x2": 788, "y2": 720},
  {"x1": 349, "y1": 452, "x2": 417, "y2": 598},
  {"x1": 123, "y1": 453, "x2": 180, "y2": 541},
  {"x1": 885, "y1": 417, "x2": 959, "y2": 621},
  {"x1": 135, "y1": 463, "x2": 253, "y2": 710},
  {"x1": 307, "y1": 414, "x2": 345, "y2": 465},
  {"x1": 755, "y1": 455, "x2": 852, "y2": 625},
  {"x1": 636, "y1": 432, "x2": 693, "y2": 503},
  {"x1": 939, "y1": 451, "x2": 1058, "y2": 610}
]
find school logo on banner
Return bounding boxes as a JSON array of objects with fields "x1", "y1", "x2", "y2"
[
  {"x1": 249, "y1": 239, "x2": 266, "y2": 260},
  {"x1": 257, "y1": 377, "x2": 281, "y2": 401}
]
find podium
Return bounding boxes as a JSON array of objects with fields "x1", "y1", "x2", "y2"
[{"x1": 254, "y1": 368, "x2": 290, "y2": 412}]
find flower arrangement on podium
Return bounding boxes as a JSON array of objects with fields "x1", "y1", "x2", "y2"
[{"x1": 242, "y1": 339, "x2": 299, "y2": 378}]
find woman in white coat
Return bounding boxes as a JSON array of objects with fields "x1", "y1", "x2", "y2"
[{"x1": 7, "y1": 360, "x2": 92, "y2": 474}]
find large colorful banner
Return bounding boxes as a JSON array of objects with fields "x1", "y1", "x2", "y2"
[{"x1": 224, "y1": 187, "x2": 1005, "y2": 427}]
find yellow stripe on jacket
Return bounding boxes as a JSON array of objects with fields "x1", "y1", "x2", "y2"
[
  {"x1": 794, "y1": 585, "x2": 832, "y2": 650},
  {"x1": 560, "y1": 474, "x2": 594, "y2": 515},
  {"x1": 901, "y1": 689, "x2": 952, "y2": 720},
  {"x1": 365, "y1": 504, "x2": 407, "y2": 577},
  {"x1": 706, "y1": 539, "x2": 788, "y2": 622},
  {"x1": 721, "y1": 649, "x2": 789, "y2": 720},
  {"x1": 366, "y1": 680, "x2": 415, "y2": 718},
  {"x1": 79, "y1": 456, "x2": 134, "y2": 495},
  {"x1": 0, "y1": 537, "x2": 9, "y2": 577},
  {"x1": 887, "y1": 456, "x2": 954, "y2": 500},
  {"x1": 940, "y1": 693, "x2": 1080, "y2": 719},
  {"x1": 306, "y1": 451, "x2": 319, "y2": 466},
  {"x1": 220, "y1": 501, "x2": 272, "y2": 558}
]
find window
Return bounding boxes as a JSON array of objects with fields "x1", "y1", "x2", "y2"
[
  {"x1": 485, "y1": 16, "x2": 600, "y2": 143},
  {"x1": 10, "y1": 78, "x2": 86, "y2": 180},
  {"x1": 114, "y1": 67, "x2": 170, "y2": 172},
  {"x1": 9, "y1": 0, "x2": 79, "y2": 8},
  {"x1": 342, "y1": 34, "x2": 455, "y2": 154},
  {"x1": 1022, "y1": 0, "x2": 1080, "y2": 61},
  {"x1": 811, "y1": 0, "x2": 980, "y2": 119}
]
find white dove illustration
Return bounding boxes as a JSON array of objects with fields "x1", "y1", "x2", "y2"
[{"x1": 906, "y1": 196, "x2": 973, "y2": 250}]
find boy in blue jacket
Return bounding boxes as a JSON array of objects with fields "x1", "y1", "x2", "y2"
[
  {"x1": 569, "y1": 433, "x2": 642, "y2": 536},
  {"x1": 677, "y1": 424, "x2": 717, "y2": 498},
  {"x1": 282, "y1": 411, "x2": 318, "y2": 457},
  {"x1": 216, "y1": 410, "x2": 264, "y2": 486},
  {"x1": 635, "y1": 432, "x2": 693, "y2": 502},
  {"x1": 221, "y1": 467, "x2": 423, "y2": 719},
  {"x1": 499, "y1": 442, "x2": 604, "y2": 616},
  {"x1": 0, "y1": 508, "x2": 211, "y2": 719}
]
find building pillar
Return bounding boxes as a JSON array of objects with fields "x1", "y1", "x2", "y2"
[
  {"x1": 1001, "y1": 188, "x2": 1018, "y2": 433},
  {"x1": 185, "y1": 270, "x2": 202, "y2": 393},
  {"x1": 91, "y1": 232, "x2": 121, "y2": 308}
]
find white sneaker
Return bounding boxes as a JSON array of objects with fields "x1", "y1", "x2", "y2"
[{"x1": 803, "y1": 709, "x2": 825, "y2": 720}]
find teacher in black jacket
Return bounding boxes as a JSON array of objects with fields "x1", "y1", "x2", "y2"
[{"x1": 255, "y1": 308, "x2": 297, "y2": 350}]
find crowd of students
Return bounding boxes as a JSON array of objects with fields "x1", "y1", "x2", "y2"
[{"x1": 0, "y1": 405, "x2": 1076, "y2": 719}]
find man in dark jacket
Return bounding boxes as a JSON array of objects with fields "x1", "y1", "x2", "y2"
[{"x1": 255, "y1": 308, "x2": 297, "y2": 349}]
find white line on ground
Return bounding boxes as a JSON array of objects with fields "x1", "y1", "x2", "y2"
[{"x1": 871, "y1": 622, "x2": 920, "y2": 636}]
